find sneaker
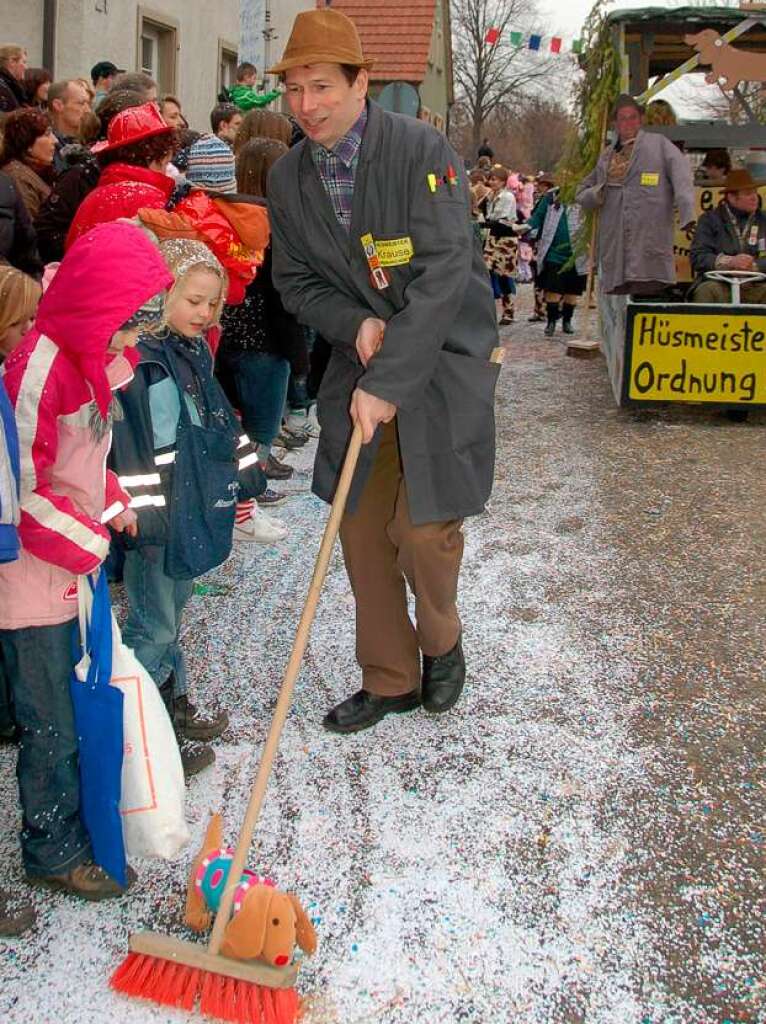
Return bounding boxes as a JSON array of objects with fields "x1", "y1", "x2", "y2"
[
  {"x1": 233, "y1": 507, "x2": 288, "y2": 545},
  {"x1": 0, "y1": 890, "x2": 36, "y2": 935},
  {"x1": 256, "y1": 487, "x2": 287, "y2": 506},
  {"x1": 284, "y1": 410, "x2": 309, "y2": 435},
  {"x1": 305, "y1": 405, "x2": 320, "y2": 437},
  {"x1": 263, "y1": 453, "x2": 294, "y2": 480},
  {"x1": 273, "y1": 429, "x2": 307, "y2": 450},
  {"x1": 178, "y1": 736, "x2": 215, "y2": 779},
  {"x1": 173, "y1": 695, "x2": 228, "y2": 742},
  {"x1": 29, "y1": 861, "x2": 136, "y2": 901}
]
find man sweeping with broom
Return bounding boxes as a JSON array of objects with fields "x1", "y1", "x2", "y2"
[
  {"x1": 268, "y1": 8, "x2": 501, "y2": 734},
  {"x1": 109, "y1": 13, "x2": 500, "y2": 1022}
]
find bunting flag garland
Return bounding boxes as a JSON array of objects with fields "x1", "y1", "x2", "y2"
[{"x1": 483, "y1": 27, "x2": 584, "y2": 55}]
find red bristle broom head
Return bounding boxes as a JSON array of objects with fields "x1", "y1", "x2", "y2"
[{"x1": 110, "y1": 951, "x2": 301, "y2": 1024}]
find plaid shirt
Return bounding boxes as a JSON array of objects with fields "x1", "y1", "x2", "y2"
[{"x1": 310, "y1": 105, "x2": 368, "y2": 232}]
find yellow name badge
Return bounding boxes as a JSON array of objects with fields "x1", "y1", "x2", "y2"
[
  {"x1": 640, "y1": 172, "x2": 660, "y2": 186},
  {"x1": 374, "y1": 237, "x2": 414, "y2": 268}
]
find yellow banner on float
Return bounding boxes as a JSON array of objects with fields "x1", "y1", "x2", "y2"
[{"x1": 625, "y1": 305, "x2": 766, "y2": 405}]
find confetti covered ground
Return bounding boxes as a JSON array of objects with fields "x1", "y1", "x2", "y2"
[{"x1": 1, "y1": 287, "x2": 764, "y2": 1023}]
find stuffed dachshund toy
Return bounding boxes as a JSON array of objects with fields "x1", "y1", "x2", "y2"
[{"x1": 185, "y1": 814, "x2": 318, "y2": 965}]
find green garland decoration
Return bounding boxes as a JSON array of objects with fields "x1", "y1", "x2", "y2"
[{"x1": 558, "y1": 0, "x2": 622, "y2": 207}]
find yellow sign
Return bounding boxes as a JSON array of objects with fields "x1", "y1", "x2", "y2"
[
  {"x1": 641, "y1": 172, "x2": 660, "y2": 186},
  {"x1": 674, "y1": 184, "x2": 766, "y2": 282},
  {"x1": 374, "y1": 237, "x2": 414, "y2": 268},
  {"x1": 627, "y1": 307, "x2": 766, "y2": 404}
]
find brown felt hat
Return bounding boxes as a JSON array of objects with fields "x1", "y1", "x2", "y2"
[
  {"x1": 267, "y1": 9, "x2": 374, "y2": 75},
  {"x1": 721, "y1": 168, "x2": 759, "y2": 192}
]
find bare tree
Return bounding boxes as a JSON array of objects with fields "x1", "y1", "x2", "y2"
[{"x1": 451, "y1": 0, "x2": 567, "y2": 154}]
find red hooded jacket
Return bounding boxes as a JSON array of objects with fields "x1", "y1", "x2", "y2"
[
  {"x1": 65, "y1": 162, "x2": 175, "y2": 251},
  {"x1": 0, "y1": 221, "x2": 172, "y2": 628}
]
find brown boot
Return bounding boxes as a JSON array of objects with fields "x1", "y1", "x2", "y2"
[
  {"x1": 499, "y1": 295, "x2": 514, "y2": 326},
  {"x1": 28, "y1": 862, "x2": 137, "y2": 902},
  {"x1": 178, "y1": 735, "x2": 216, "y2": 779},
  {"x1": 173, "y1": 694, "x2": 228, "y2": 742},
  {"x1": 0, "y1": 889, "x2": 36, "y2": 935}
]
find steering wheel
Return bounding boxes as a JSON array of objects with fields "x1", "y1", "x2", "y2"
[{"x1": 705, "y1": 269, "x2": 766, "y2": 305}]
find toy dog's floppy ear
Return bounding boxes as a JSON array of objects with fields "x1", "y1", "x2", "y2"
[
  {"x1": 184, "y1": 813, "x2": 224, "y2": 932},
  {"x1": 287, "y1": 892, "x2": 318, "y2": 956},
  {"x1": 220, "y1": 884, "x2": 272, "y2": 961}
]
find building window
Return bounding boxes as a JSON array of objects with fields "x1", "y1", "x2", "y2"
[
  {"x1": 137, "y1": 7, "x2": 178, "y2": 94},
  {"x1": 140, "y1": 26, "x2": 159, "y2": 78},
  {"x1": 219, "y1": 41, "x2": 238, "y2": 95}
]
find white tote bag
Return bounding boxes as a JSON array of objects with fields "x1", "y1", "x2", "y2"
[{"x1": 110, "y1": 614, "x2": 190, "y2": 859}]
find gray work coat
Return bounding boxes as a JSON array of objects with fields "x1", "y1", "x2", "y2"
[
  {"x1": 268, "y1": 101, "x2": 499, "y2": 525},
  {"x1": 576, "y1": 130, "x2": 695, "y2": 293}
]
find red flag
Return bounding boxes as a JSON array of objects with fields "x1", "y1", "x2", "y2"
[
  {"x1": 485, "y1": 27, "x2": 500, "y2": 45},
  {"x1": 550, "y1": 37, "x2": 562, "y2": 53}
]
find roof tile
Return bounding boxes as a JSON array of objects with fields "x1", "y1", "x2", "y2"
[{"x1": 317, "y1": 0, "x2": 437, "y2": 82}]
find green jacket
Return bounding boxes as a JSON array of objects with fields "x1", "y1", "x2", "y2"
[{"x1": 229, "y1": 84, "x2": 281, "y2": 111}]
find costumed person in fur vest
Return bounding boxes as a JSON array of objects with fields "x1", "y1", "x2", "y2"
[
  {"x1": 109, "y1": 240, "x2": 267, "y2": 777},
  {"x1": 0, "y1": 222, "x2": 172, "y2": 901},
  {"x1": 483, "y1": 163, "x2": 519, "y2": 326},
  {"x1": 523, "y1": 177, "x2": 589, "y2": 336},
  {"x1": 576, "y1": 93, "x2": 695, "y2": 296},
  {"x1": 267, "y1": 9, "x2": 500, "y2": 734}
]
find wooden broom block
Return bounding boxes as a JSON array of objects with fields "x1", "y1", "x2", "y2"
[{"x1": 128, "y1": 931, "x2": 300, "y2": 989}]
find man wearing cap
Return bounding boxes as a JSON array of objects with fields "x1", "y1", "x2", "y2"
[
  {"x1": 267, "y1": 10, "x2": 500, "y2": 734},
  {"x1": 91, "y1": 61, "x2": 124, "y2": 109},
  {"x1": 690, "y1": 168, "x2": 766, "y2": 304}
]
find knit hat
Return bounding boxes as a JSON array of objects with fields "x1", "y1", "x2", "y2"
[{"x1": 185, "y1": 134, "x2": 237, "y2": 194}]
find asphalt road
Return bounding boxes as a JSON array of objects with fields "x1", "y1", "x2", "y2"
[{"x1": 1, "y1": 285, "x2": 763, "y2": 1024}]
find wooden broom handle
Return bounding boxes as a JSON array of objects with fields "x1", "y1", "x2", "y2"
[
  {"x1": 207, "y1": 346, "x2": 505, "y2": 956},
  {"x1": 207, "y1": 422, "x2": 364, "y2": 956}
]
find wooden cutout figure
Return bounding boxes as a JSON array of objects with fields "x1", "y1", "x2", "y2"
[{"x1": 684, "y1": 29, "x2": 766, "y2": 93}]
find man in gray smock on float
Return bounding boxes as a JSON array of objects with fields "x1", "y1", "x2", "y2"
[
  {"x1": 577, "y1": 93, "x2": 695, "y2": 295},
  {"x1": 267, "y1": 9, "x2": 500, "y2": 734}
]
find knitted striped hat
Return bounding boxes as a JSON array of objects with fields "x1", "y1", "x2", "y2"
[{"x1": 186, "y1": 134, "x2": 236, "y2": 194}]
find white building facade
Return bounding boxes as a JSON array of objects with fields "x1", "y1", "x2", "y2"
[{"x1": 1, "y1": 0, "x2": 241, "y2": 131}]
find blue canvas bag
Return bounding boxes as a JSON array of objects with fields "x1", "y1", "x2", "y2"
[{"x1": 70, "y1": 571, "x2": 127, "y2": 886}]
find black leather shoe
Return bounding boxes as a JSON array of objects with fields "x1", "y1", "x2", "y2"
[
  {"x1": 421, "y1": 636, "x2": 466, "y2": 713},
  {"x1": 323, "y1": 689, "x2": 420, "y2": 734}
]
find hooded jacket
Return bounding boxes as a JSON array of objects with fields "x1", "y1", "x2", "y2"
[
  {"x1": 228, "y1": 84, "x2": 281, "y2": 112},
  {"x1": 109, "y1": 327, "x2": 266, "y2": 565},
  {"x1": 138, "y1": 189, "x2": 270, "y2": 304},
  {"x1": 0, "y1": 221, "x2": 172, "y2": 629},
  {"x1": 65, "y1": 162, "x2": 175, "y2": 251}
]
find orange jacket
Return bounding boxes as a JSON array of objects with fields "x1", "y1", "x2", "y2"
[{"x1": 139, "y1": 190, "x2": 270, "y2": 304}]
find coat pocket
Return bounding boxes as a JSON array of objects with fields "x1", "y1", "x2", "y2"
[{"x1": 416, "y1": 348, "x2": 500, "y2": 456}]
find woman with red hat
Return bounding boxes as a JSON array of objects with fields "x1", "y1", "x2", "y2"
[{"x1": 65, "y1": 102, "x2": 177, "y2": 249}]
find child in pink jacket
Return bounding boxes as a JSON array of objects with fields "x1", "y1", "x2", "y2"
[{"x1": 0, "y1": 221, "x2": 172, "y2": 900}]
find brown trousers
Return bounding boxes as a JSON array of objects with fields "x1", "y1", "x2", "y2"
[{"x1": 339, "y1": 420, "x2": 464, "y2": 697}]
